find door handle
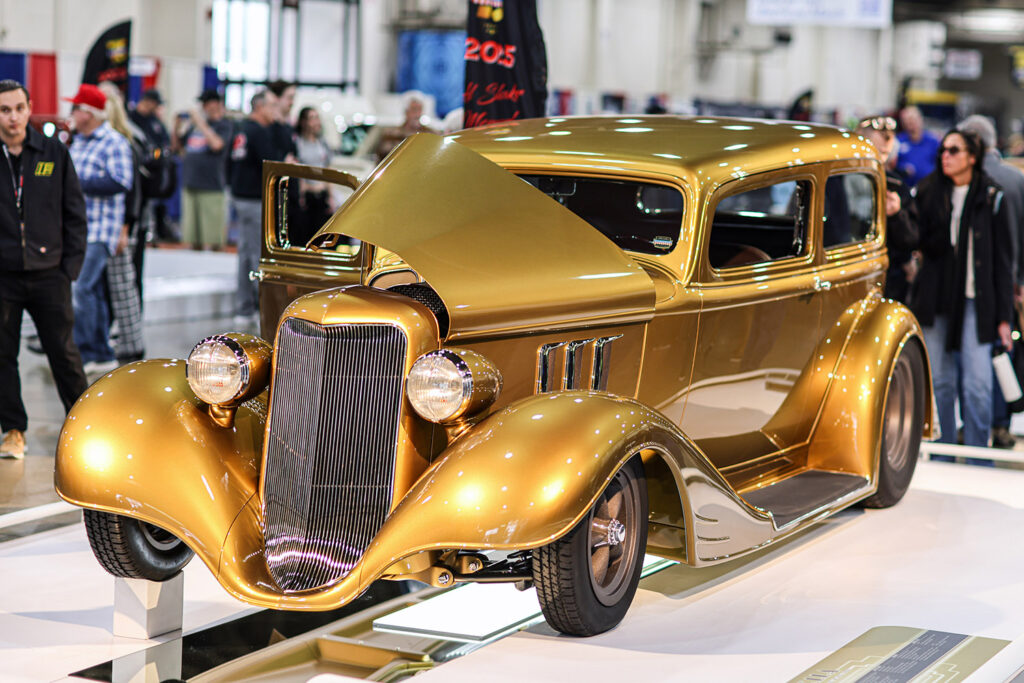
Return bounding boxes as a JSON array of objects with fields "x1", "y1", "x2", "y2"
[
  {"x1": 814, "y1": 277, "x2": 831, "y2": 291},
  {"x1": 249, "y1": 269, "x2": 266, "y2": 283}
]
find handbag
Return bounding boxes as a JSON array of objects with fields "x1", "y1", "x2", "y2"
[{"x1": 1006, "y1": 301, "x2": 1024, "y2": 413}]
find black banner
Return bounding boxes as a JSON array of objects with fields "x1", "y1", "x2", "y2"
[
  {"x1": 81, "y1": 20, "x2": 131, "y2": 96},
  {"x1": 463, "y1": 0, "x2": 547, "y2": 128}
]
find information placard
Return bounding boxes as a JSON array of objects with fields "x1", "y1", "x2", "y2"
[{"x1": 747, "y1": 0, "x2": 892, "y2": 28}]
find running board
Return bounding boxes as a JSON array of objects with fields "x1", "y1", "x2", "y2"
[{"x1": 741, "y1": 470, "x2": 870, "y2": 530}]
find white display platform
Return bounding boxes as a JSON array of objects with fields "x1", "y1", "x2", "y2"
[
  {"x1": 405, "y1": 460, "x2": 1024, "y2": 682},
  {"x1": 3, "y1": 459, "x2": 1024, "y2": 682},
  {"x1": 0, "y1": 524, "x2": 256, "y2": 683}
]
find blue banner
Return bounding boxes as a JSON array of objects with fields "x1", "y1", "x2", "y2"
[{"x1": 396, "y1": 31, "x2": 465, "y2": 117}]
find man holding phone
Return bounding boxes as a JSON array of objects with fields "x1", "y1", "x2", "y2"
[{"x1": 857, "y1": 115, "x2": 919, "y2": 303}]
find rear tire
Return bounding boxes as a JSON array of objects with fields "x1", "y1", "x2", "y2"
[
  {"x1": 532, "y1": 455, "x2": 648, "y2": 636},
  {"x1": 83, "y1": 509, "x2": 194, "y2": 581},
  {"x1": 861, "y1": 340, "x2": 925, "y2": 508}
]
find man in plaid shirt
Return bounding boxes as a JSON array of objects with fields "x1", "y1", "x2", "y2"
[{"x1": 66, "y1": 84, "x2": 133, "y2": 374}]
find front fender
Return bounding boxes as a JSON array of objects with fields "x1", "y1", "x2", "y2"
[
  {"x1": 55, "y1": 360, "x2": 266, "y2": 577},
  {"x1": 358, "y1": 391, "x2": 776, "y2": 573},
  {"x1": 212, "y1": 391, "x2": 775, "y2": 609}
]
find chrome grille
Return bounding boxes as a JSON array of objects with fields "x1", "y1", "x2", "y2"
[{"x1": 263, "y1": 318, "x2": 407, "y2": 592}]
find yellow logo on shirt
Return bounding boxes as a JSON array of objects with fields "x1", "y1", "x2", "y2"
[{"x1": 34, "y1": 162, "x2": 53, "y2": 177}]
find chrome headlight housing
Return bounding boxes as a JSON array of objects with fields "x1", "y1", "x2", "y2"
[
  {"x1": 406, "y1": 349, "x2": 502, "y2": 423},
  {"x1": 186, "y1": 333, "x2": 272, "y2": 406}
]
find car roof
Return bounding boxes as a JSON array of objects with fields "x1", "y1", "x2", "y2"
[{"x1": 448, "y1": 115, "x2": 878, "y2": 190}]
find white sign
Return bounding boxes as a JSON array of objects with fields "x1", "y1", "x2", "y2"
[
  {"x1": 747, "y1": 0, "x2": 892, "y2": 28},
  {"x1": 944, "y1": 49, "x2": 983, "y2": 80}
]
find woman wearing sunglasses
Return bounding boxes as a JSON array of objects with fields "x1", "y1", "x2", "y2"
[{"x1": 911, "y1": 128, "x2": 1015, "y2": 450}]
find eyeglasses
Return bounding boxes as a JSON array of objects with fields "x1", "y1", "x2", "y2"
[
  {"x1": 940, "y1": 145, "x2": 964, "y2": 156},
  {"x1": 859, "y1": 116, "x2": 897, "y2": 132}
]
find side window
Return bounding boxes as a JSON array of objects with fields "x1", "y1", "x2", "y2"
[
  {"x1": 823, "y1": 172, "x2": 877, "y2": 249},
  {"x1": 709, "y1": 179, "x2": 810, "y2": 270}
]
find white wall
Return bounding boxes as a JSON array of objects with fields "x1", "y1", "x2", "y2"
[
  {"x1": 537, "y1": 0, "x2": 900, "y2": 116},
  {"x1": 0, "y1": 0, "x2": 209, "y2": 118},
  {"x1": 0, "y1": 0, "x2": 936, "y2": 121}
]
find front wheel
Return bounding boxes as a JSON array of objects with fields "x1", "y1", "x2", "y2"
[
  {"x1": 83, "y1": 509, "x2": 194, "y2": 581},
  {"x1": 532, "y1": 455, "x2": 648, "y2": 636},
  {"x1": 861, "y1": 340, "x2": 925, "y2": 508}
]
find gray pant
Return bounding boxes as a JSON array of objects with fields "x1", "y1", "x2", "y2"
[{"x1": 232, "y1": 197, "x2": 262, "y2": 317}]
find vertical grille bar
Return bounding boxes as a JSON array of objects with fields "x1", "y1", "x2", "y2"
[{"x1": 263, "y1": 319, "x2": 407, "y2": 592}]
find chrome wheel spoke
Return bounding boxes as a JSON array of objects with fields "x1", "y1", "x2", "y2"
[
  {"x1": 591, "y1": 545, "x2": 610, "y2": 584},
  {"x1": 605, "y1": 488, "x2": 623, "y2": 520}
]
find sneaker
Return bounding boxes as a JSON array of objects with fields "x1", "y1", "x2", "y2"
[
  {"x1": 0, "y1": 429, "x2": 25, "y2": 459},
  {"x1": 25, "y1": 334, "x2": 43, "y2": 355},
  {"x1": 83, "y1": 359, "x2": 119, "y2": 375},
  {"x1": 992, "y1": 426, "x2": 1017, "y2": 449}
]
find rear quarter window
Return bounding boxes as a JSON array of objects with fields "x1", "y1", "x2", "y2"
[{"x1": 823, "y1": 172, "x2": 878, "y2": 249}]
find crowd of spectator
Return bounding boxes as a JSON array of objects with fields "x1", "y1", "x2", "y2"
[{"x1": 2, "y1": 76, "x2": 1024, "y2": 463}]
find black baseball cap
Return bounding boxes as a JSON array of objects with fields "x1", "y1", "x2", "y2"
[
  {"x1": 198, "y1": 89, "x2": 223, "y2": 104},
  {"x1": 141, "y1": 88, "x2": 163, "y2": 104}
]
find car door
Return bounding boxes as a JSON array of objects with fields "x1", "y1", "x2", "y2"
[
  {"x1": 255, "y1": 161, "x2": 365, "y2": 337},
  {"x1": 681, "y1": 170, "x2": 823, "y2": 478}
]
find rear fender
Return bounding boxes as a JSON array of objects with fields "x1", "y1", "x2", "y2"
[
  {"x1": 54, "y1": 360, "x2": 266, "y2": 577},
  {"x1": 807, "y1": 295, "x2": 933, "y2": 475}
]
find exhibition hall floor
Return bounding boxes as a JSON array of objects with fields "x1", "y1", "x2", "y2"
[{"x1": 3, "y1": 249, "x2": 1024, "y2": 681}]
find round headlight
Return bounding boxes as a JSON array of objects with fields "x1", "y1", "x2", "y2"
[
  {"x1": 186, "y1": 334, "x2": 271, "y2": 406},
  {"x1": 407, "y1": 349, "x2": 502, "y2": 423}
]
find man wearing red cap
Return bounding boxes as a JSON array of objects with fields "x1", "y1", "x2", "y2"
[
  {"x1": 0, "y1": 79, "x2": 88, "y2": 459},
  {"x1": 65, "y1": 83, "x2": 134, "y2": 375}
]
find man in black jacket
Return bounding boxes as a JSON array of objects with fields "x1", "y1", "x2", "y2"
[
  {"x1": 0, "y1": 79, "x2": 88, "y2": 458},
  {"x1": 229, "y1": 89, "x2": 281, "y2": 326}
]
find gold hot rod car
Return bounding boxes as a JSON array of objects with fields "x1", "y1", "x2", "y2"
[{"x1": 56, "y1": 116, "x2": 932, "y2": 637}]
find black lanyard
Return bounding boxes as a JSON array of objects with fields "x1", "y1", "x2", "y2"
[{"x1": 2, "y1": 144, "x2": 23, "y2": 221}]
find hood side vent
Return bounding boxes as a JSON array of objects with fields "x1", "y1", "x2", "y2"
[{"x1": 388, "y1": 283, "x2": 450, "y2": 337}]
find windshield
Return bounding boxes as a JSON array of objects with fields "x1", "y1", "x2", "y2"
[{"x1": 518, "y1": 175, "x2": 683, "y2": 255}]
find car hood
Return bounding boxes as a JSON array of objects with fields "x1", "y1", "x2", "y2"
[{"x1": 319, "y1": 133, "x2": 655, "y2": 338}]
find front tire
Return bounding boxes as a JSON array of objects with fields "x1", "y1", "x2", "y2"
[
  {"x1": 532, "y1": 455, "x2": 648, "y2": 636},
  {"x1": 83, "y1": 509, "x2": 194, "y2": 581},
  {"x1": 861, "y1": 340, "x2": 925, "y2": 508}
]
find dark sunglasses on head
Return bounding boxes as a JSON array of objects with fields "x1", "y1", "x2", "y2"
[
  {"x1": 859, "y1": 116, "x2": 897, "y2": 132},
  {"x1": 940, "y1": 145, "x2": 964, "y2": 155}
]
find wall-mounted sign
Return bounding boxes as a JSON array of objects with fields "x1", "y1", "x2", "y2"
[
  {"x1": 1011, "y1": 46, "x2": 1024, "y2": 87},
  {"x1": 747, "y1": 0, "x2": 892, "y2": 28},
  {"x1": 944, "y1": 49, "x2": 983, "y2": 80}
]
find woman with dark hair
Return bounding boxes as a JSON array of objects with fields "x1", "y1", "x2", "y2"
[
  {"x1": 292, "y1": 106, "x2": 333, "y2": 245},
  {"x1": 911, "y1": 128, "x2": 1014, "y2": 449}
]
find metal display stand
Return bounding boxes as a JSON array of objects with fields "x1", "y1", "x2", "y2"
[
  {"x1": 111, "y1": 639, "x2": 182, "y2": 683},
  {"x1": 113, "y1": 574, "x2": 184, "y2": 639},
  {"x1": 111, "y1": 575, "x2": 185, "y2": 682}
]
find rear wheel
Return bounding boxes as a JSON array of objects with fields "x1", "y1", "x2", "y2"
[
  {"x1": 861, "y1": 340, "x2": 925, "y2": 508},
  {"x1": 83, "y1": 509, "x2": 194, "y2": 581},
  {"x1": 532, "y1": 455, "x2": 647, "y2": 636}
]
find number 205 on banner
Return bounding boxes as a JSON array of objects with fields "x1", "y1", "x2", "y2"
[{"x1": 465, "y1": 38, "x2": 517, "y2": 69}]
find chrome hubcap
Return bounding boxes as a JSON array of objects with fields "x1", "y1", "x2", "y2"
[
  {"x1": 883, "y1": 355, "x2": 914, "y2": 471},
  {"x1": 139, "y1": 521, "x2": 182, "y2": 552},
  {"x1": 588, "y1": 468, "x2": 639, "y2": 607}
]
